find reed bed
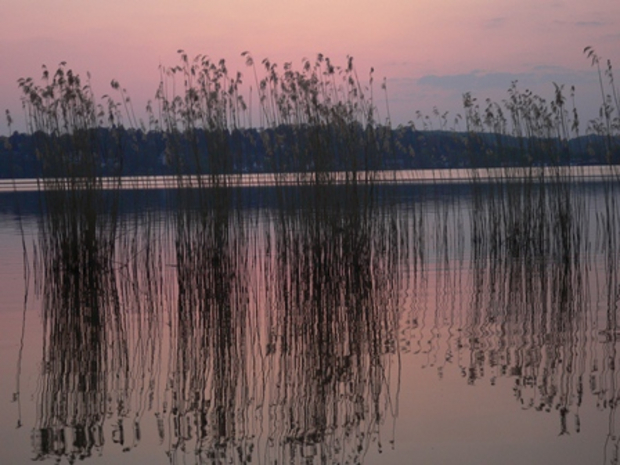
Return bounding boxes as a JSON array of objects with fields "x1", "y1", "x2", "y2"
[
  {"x1": 13, "y1": 48, "x2": 620, "y2": 463},
  {"x1": 14, "y1": 51, "x2": 620, "y2": 274},
  {"x1": 18, "y1": 66, "x2": 167, "y2": 461}
]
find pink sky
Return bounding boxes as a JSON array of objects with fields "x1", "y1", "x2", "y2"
[{"x1": 1, "y1": 0, "x2": 618, "y2": 133}]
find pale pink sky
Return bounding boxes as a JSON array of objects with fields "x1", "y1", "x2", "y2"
[{"x1": 1, "y1": 0, "x2": 619, "y2": 133}]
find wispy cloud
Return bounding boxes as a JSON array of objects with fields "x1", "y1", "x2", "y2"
[
  {"x1": 482, "y1": 17, "x2": 506, "y2": 29},
  {"x1": 417, "y1": 68, "x2": 596, "y2": 92},
  {"x1": 554, "y1": 19, "x2": 608, "y2": 28},
  {"x1": 574, "y1": 20, "x2": 606, "y2": 27},
  {"x1": 418, "y1": 72, "x2": 518, "y2": 91}
]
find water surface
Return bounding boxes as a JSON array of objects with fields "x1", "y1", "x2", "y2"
[{"x1": 0, "y1": 179, "x2": 619, "y2": 464}]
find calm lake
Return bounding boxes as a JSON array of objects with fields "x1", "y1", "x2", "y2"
[{"x1": 0, "y1": 173, "x2": 619, "y2": 465}]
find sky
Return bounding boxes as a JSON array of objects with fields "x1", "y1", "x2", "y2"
[{"x1": 1, "y1": 0, "x2": 619, "y2": 134}]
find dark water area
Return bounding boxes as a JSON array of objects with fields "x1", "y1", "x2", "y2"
[
  {"x1": 0, "y1": 183, "x2": 470, "y2": 214},
  {"x1": 0, "y1": 178, "x2": 619, "y2": 464}
]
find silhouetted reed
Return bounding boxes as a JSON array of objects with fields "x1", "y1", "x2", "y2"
[
  {"x1": 17, "y1": 64, "x2": 130, "y2": 281},
  {"x1": 154, "y1": 51, "x2": 250, "y2": 183},
  {"x1": 584, "y1": 47, "x2": 620, "y2": 157},
  {"x1": 462, "y1": 80, "x2": 591, "y2": 266}
]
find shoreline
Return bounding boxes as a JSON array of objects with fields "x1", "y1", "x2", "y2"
[{"x1": 1, "y1": 165, "x2": 618, "y2": 193}]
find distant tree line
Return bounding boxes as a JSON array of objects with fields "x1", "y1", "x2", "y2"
[{"x1": 0, "y1": 125, "x2": 618, "y2": 179}]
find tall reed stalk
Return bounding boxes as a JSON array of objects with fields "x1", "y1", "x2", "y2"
[{"x1": 18, "y1": 64, "x2": 126, "y2": 274}]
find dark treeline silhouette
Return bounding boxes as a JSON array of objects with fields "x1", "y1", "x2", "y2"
[{"x1": 1, "y1": 127, "x2": 618, "y2": 178}]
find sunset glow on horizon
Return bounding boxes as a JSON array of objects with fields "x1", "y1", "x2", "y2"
[{"x1": 1, "y1": 0, "x2": 619, "y2": 133}]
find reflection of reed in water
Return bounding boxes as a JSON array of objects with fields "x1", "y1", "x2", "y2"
[
  {"x1": 161, "y1": 178, "x2": 406, "y2": 464},
  {"x1": 462, "y1": 175, "x2": 620, "y2": 440},
  {"x1": 469, "y1": 183, "x2": 591, "y2": 430},
  {"x1": 469, "y1": 167, "x2": 588, "y2": 265},
  {"x1": 30, "y1": 192, "x2": 169, "y2": 461},
  {"x1": 465, "y1": 254, "x2": 590, "y2": 431},
  {"x1": 32, "y1": 239, "x2": 118, "y2": 460},
  {"x1": 595, "y1": 174, "x2": 620, "y2": 464},
  {"x1": 261, "y1": 183, "x2": 403, "y2": 463},
  {"x1": 164, "y1": 184, "x2": 264, "y2": 462},
  {"x1": 397, "y1": 178, "x2": 620, "y2": 443}
]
